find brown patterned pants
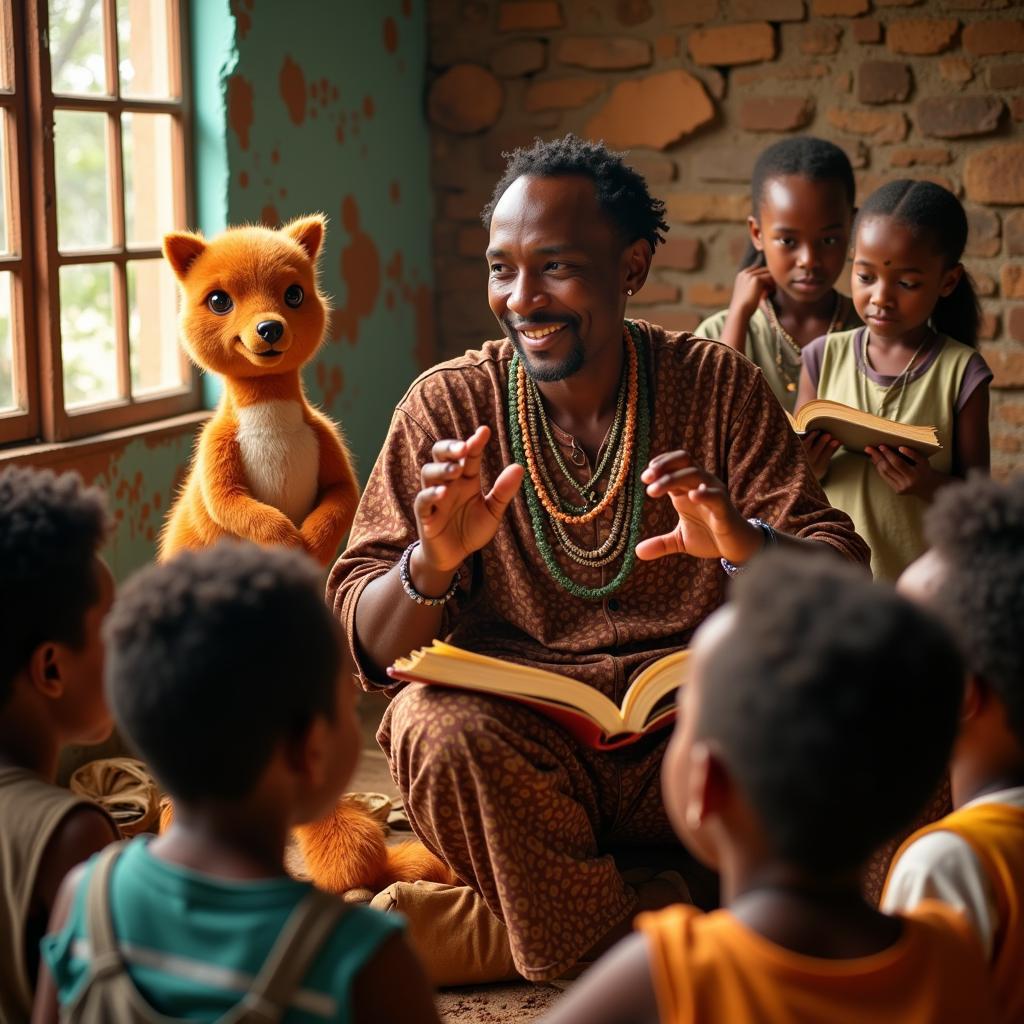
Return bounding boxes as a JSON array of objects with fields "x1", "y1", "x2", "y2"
[{"x1": 378, "y1": 683, "x2": 680, "y2": 981}]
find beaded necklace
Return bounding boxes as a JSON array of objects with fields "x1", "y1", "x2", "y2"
[
  {"x1": 762, "y1": 293, "x2": 846, "y2": 394},
  {"x1": 508, "y1": 321, "x2": 651, "y2": 601}
]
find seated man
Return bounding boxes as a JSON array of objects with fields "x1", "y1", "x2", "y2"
[{"x1": 328, "y1": 133, "x2": 869, "y2": 983}]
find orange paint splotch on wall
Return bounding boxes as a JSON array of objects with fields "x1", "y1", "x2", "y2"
[
  {"x1": 279, "y1": 56, "x2": 307, "y2": 126},
  {"x1": 332, "y1": 85, "x2": 339, "y2": 101},
  {"x1": 386, "y1": 250, "x2": 403, "y2": 282},
  {"x1": 239, "y1": 170, "x2": 249, "y2": 188},
  {"x1": 279, "y1": 187, "x2": 287, "y2": 198},
  {"x1": 315, "y1": 362, "x2": 345, "y2": 411},
  {"x1": 411, "y1": 285, "x2": 437, "y2": 371},
  {"x1": 230, "y1": 0, "x2": 252, "y2": 40},
  {"x1": 260, "y1": 204, "x2": 279, "y2": 226},
  {"x1": 330, "y1": 195, "x2": 380, "y2": 345},
  {"x1": 271, "y1": 148, "x2": 280, "y2": 164},
  {"x1": 363, "y1": 95, "x2": 375, "y2": 118},
  {"x1": 402, "y1": 0, "x2": 412, "y2": 16},
  {"x1": 336, "y1": 124, "x2": 345, "y2": 144},
  {"x1": 389, "y1": 180, "x2": 400, "y2": 204},
  {"x1": 227, "y1": 74, "x2": 254, "y2": 150},
  {"x1": 383, "y1": 16, "x2": 398, "y2": 53}
]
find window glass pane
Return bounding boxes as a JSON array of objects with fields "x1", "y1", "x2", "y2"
[
  {"x1": 60, "y1": 262, "x2": 118, "y2": 407},
  {"x1": 127, "y1": 259, "x2": 181, "y2": 394},
  {"x1": 55, "y1": 109, "x2": 111, "y2": 251},
  {"x1": 123, "y1": 113, "x2": 176, "y2": 245},
  {"x1": 48, "y1": 0, "x2": 107, "y2": 96},
  {"x1": 0, "y1": 272, "x2": 12, "y2": 410},
  {"x1": 0, "y1": 1, "x2": 13, "y2": 92},
  {"x1": 0, "y1": 114, "x2": 8, "y2": 254},
  {"x1": 117, "y1": 0, "x2": 172, "y2": 99}
]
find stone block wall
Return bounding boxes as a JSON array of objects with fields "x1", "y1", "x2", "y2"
[{"x1": 426, "y1": 0, "x2": 1024, "y2": 479}]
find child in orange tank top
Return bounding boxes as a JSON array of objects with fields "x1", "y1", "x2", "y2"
[
  {"x1": 886, "y1": 476, "x2": 1024, "y2": 1023},
  {"x1": 540, "y1": 553, "x2": 994, "y2": 1024}
]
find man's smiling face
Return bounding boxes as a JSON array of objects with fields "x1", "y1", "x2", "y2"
[{"x1": 485, "y1": 174, "x2": 632, "y2": 383}]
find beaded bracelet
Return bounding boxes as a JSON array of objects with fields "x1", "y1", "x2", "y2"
[
  {"x1": 720, "y1": 518, "x2": 777, "y2": 578},
  {"x1": 398, "y1": 541, "x2": 461, "y2": 606}
]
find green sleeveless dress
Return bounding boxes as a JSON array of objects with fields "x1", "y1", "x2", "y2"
[{"x1": 814, "y1": 328, "x2": 978, "y2": 581}]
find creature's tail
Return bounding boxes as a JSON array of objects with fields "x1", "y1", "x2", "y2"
[
  {"x1": 384, "y1": 840, "x2": 459, "y2": 887},
  {"x1": 293, "y1": 796, "x2": 458, "y2": 893}
]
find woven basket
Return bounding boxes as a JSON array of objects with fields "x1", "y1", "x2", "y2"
[{"x1": 70, "y1": 757, "x2": 160, "y2": 838}]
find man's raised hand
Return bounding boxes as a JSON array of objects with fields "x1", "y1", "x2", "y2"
[
  {"x1": 413, "y1": 425, "x2": 524, "y2": 578},
  {"x1": 636, "y1": 450, "x2": 763, "y2": 565}
]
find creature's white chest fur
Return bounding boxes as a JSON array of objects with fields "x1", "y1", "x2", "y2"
[{"x1": 235, "y1": 400, "x2": 319, "y2": 527}]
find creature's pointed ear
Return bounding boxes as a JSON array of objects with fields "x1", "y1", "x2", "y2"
[
  {"x1": 282, "y1": 214, "x2": 326, "y2": 262},
  {"x1": 163, "y1": 231, "x2": 207, "y2": 280}
]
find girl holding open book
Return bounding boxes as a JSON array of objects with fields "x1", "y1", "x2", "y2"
[{"x1": 796, "y1": 180, "x2": 991, "y2": 580}]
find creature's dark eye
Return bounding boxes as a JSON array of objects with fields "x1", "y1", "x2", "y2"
[
  {"x1": 284, "y1": 284, "x2": 304, "y2": 308},
  {"x1": 207, "y1": 291, "x2": 233, "y2": 314}
]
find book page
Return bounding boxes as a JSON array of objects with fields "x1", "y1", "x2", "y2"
[
  {"x1": 392, "y1": 642, "x2": 629, "y2": 736},
  {"x1": 620, "y1": 650, "x2": 690, "y2": 732}
]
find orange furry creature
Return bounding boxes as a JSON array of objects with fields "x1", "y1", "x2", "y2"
[
  {"x1": 293, "y1": 797, "x2": 458, "y2": 894},
  {"x1": 158, "y1": 795, "x2": 457, "y2": 893},
  {"x1": 159, "y1": 215, "x2": 358, "y2": 566}
]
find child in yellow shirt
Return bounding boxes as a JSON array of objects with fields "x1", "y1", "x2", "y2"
[
  {"x1": 885, "y1": 475, "x2": 1024, "y2": 1023},
  {"x1": 541, "y1": 552, "x2": 993, "y2": 1024}
]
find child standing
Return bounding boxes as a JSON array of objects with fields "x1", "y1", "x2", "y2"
[
  {"x1": 539, "y1": 553, "x2": 994, "y2": 1024},
  {"x1": 796, "y1": 180, "x2": 992, "y2": 580},
  {"x1": 696, "y1": 137, "x2": 860, "y2": 413},
  {"x1": 0, "y1": 467, "x2": 118, "y2": 1023},
  {"x1": 885, "y1": 476, "x2": 1024, "y2": 1023},
  {"x1": 33, "y1": 543, "x2": 439, "y2": 1024}
]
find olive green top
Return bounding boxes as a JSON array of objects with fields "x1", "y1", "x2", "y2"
[
  {"x1": 810, "y1": 328, "x2": 985, "y2": 581},
  {"x1": 697, "y1": 294, "x2": 860, "y2": 413}
]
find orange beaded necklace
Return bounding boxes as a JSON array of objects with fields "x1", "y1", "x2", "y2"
[{"x1": 516, "y1": 325, "x2": 638, "y2": 526}]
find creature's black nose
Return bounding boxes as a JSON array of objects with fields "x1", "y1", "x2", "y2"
[{"x1": 256, "y1": 320, "x2": 283, "y2": 344}]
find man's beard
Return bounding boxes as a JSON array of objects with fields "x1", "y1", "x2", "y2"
[{"x1": 505, "y1": 318, "x2": 584, "y2": 382}]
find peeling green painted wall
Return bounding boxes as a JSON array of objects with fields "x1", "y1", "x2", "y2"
[
  {"x1": 214, "y1": 0, "x2": 435, "y2": 482},
  {"x1": 28, "y1": 2, "x2": 433, "y2": 582}
]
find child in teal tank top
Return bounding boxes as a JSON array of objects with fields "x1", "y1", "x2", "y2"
[
  {"x1": 35, "y1": 544, "x2": 440, "y2": 1024},
  {"x1": 796, "y1": 181, "x2": 991, "y2": 580}
]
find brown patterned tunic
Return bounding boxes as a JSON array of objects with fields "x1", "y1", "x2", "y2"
[{"x1": 328, "y1": 321, "x2": 869, "y2": 980}]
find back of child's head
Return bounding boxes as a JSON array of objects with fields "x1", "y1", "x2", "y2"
[
  {"x1": 104, "y1": 542, "x2": 342, "y2": 803},
  {"x1": 740, "y1": 136, "x2": 856, "y2": 270},
  {"x1": 696, "y1": 551, "x2": 963, "y2": 875},
  {"x1": 0, "y1": 466, "x2": 108, "y2": 708},
  {"x1": 923, "y1": 475, "x2": 1024, "y2": 749},
  {"x1": 857, "y1": 179, "x2": 980, "y2": 347}
]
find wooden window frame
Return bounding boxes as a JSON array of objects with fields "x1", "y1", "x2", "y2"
[{"x1": 0, "y1": 0, "x2": 199, "y2": 449}]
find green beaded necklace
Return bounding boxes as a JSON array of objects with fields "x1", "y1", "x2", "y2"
[{"x1": 508, "y1": 320, "x2": 651, "y2": 601}]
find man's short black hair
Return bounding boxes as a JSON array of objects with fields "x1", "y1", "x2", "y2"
[
  {"x1": 697, "y1": 552, "x2": 963, "y2": 875},
  {"x1": 104, "y1": 542, "x2": 342, "y2": 803},
  {"x1": 0, "y1": 466, "x2": 108, "y2": 707},
  {"x1": 481, "y1": 133, "x2": 668, "y2": 251},
  {"x1": 924, "y1": 475, "x2": 1024, "y2": 747}
]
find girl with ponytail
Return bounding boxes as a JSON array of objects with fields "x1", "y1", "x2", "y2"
[{"x1": 796, "y1": 179, "x2": 992, "y2": 580}]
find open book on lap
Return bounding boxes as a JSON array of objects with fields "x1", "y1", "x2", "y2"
[
  {"x1": 388, "y1": 641, "x2": 691, "y2": 751},
  {"x1": 787, "y1": 399, "x2": 941, "y2": 457}
]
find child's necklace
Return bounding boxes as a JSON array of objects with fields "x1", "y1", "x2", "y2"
[
  {"x1": 864, "y1": 330, "x2": 932, "y2": 422},
  {"x1": 763, "y1": 293, "x2": 845, "y2": 393}
]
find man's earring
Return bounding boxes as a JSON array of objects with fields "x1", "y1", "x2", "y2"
[{"x1": 626, "y1": 288, "x2": 634, "y2": 296}]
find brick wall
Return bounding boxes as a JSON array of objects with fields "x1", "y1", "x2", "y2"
[{"x1": 426, "y1": 0, "x2": 1024, "y2": 479}]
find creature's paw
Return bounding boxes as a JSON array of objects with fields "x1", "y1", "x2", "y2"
[{"x1": 253, "y1": 513, "x2": 304, "y2": 550}]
